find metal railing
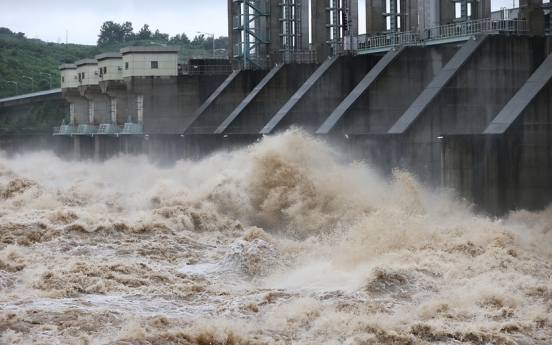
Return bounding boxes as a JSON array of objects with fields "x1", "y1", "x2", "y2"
[
  {"x1": 422, "y1": 18, "x2": 527, "y2": 40},
  {"x1": 121, "y1": 122, "x2": 143, "y2": 135},
  {"x1": 76, "y1": 124, "x2": 98, "y2": 135},
  {"x1": 358, "y1": 18, "x2": 528, "y2": 53},
  {"x1": 181, "y1": 64, "x2": 233, "y2": 75},
  {"x1": 54, "y1": 121, "x2": 143, "y2": 136},
  {"x1": 281, "y1": 51, "x2": 317, "y2": 64},
  {"x1": 53, "y1": 125, "x2": 76, "y2": 135},
  {"x1": 236, "y1": 56, "x2": 271, "y2": 70},
  {"x1": 359, "y1": 31, "x2": 419, "y2": 50},
  {"x1": 97, "y1": 123, "x2": 124, "y2": 134}
]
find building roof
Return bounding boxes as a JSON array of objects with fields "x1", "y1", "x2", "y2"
[
  {"x1": 120, "y1": 46, "x2": 180, "y2": 54},
  {"x1": 75, "y1": 59, "x2": 98, "y2": 66},
  {"x1": 95, "y1": 52, "x2": 123, "y2": 60},
  {"x1": 58, "y1": 64, "x2": 77, "y2": 70}
]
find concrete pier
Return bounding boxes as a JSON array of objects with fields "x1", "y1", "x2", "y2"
[
  {"x1": 184, "y1": 70, "x2": 269, "y2": 134},
  {"x1": 217, "y1": 63, "x2": 320, "y2": 134},
  {"x1": 261, "y1": 54, "x2": 381, "y2": 134}
]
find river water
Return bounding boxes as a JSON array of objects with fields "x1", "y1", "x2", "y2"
[{"x1": 0, "y1": 129, "x2": 550, "y2": 344}]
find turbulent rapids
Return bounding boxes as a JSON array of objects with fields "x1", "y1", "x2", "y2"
[{"x1": 0, "y1": 129, "x2": 551, "y2": 344}]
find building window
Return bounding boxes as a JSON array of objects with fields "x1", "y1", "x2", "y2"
[
  {"x1": 125, "y1": 62, "x2": 129, "y2": 70},
  {"x1": 151, "y1": 61, "x2": 158, "y2": 69},
  {"x1": 104, "y1": 67, "x2": 107, "y2": 74},
  {"x1": 62, "y1": 76, "x2": 65, "y2": 82},
  {"x1": 82, "y1": 72, "x2": 85, "y2": 79}
]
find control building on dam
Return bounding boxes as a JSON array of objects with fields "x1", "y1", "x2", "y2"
[{"x1": 0, "y1": 0, "x2": 551, "y2": 215}]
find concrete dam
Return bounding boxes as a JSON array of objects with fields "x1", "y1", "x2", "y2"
[{"x1": 0, "y1": 0, "x2": 551, "y2": 216}]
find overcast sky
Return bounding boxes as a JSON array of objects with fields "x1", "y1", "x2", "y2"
[{"x1": 0, "y1": 0, "x2": 533, "y2": 46}]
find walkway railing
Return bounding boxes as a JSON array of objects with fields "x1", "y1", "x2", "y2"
[
  {"x1": 358, "y1": 18, "x2": 528, "y2": 53},
  {"x1": 281, "y1": 51, "x2": 317, "y2": 64},
  {"x1": 236, "y1": 56, "x2": 271, "y2": 70},
  {"x1": 53, "y1": 117, "x2": 143, "y2": 136},
  {"x1": 181, "y1": 64, "x2": 234, "y2": 75}
]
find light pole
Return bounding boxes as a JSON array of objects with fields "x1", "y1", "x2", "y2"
[
  {"x1": 6, "y1": 81, "x2": 18, "y2": 95},
  {"x1": 40, "y1": 72, "x2": 52, "y2": 89},
  {"x1": 197, "y1": 31, "x2": 215, "y2": 58},
  {"x1": 22, "y1": 75, "x2": 34, "y2": 92}
]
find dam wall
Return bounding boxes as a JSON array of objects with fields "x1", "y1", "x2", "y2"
[
  {"x1": 218, "y1": 63, "x2": 320, "y2": 134},
  {"x1": 1, "y1": 35, "x2": 551, "y2": 215},
  {"x1": 127, "y1": 74, "x2": 230, "y2": 134},
  {"x1": 384, "y1": 35, "x2": 549, "y2": 186},
  {"x1": 184, "y1": 70, "x2": 270, "y2": 134},
  {"x1": 261, "y1": 55, "x2": 381, "y2": 134},
  {"x1": 326, "y1": 44, "x2": 458, "y2": 135}
]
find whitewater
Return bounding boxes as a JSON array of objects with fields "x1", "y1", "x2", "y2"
[{"x1": 0, "y1": 129, "x2": 550, "y2": 344}]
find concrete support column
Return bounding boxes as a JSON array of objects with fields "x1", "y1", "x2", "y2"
[
  {"x1": 78, "y1": 85, "x2": 110, "y2": 125},
  {"x1": 440, "y1": 0, "x2": 456, "y2": 25},
  {"x1": 269, "y1": 0, "x2": 282, "y2": 65},
  {"x1": 419, "y1": 0, "x2": 440, "y2": 32},
  {"x1": 312, "y1": 0, "x2": 331, "y2": 62},
  {"x1": 94, "y1": 135, "x2": 100, "y2": 162},
  {"x1": 228, "y1": 0, "x2": 242, "y2": 68},
  {"x1": 400, "y1": 0, "x2": 418, "y2": 31},
  {"x1": 73, "y1": 136, "x2": 94, "y2": 161},
  {"x1": 74, "y1": 136, "x2": 81, "y2": 161},
  {"x1": 94, "y1": 135, "x2": 120, "y2": 162},
  {"x1": 348, "y1": 0, "x2": 358, "y2": 36},
  {"x1": 69, "y1": 103, "x2": 75, "y2": 125},
  {"x1": 136, "y1": 94, "x2": 143, "y2": 124},
  {"x1": 88, "y1": 100, "x2": 94, "y2": 124},
  {"x1": 365, "y1": 0, "x2": 386, "y2": 35},
  {"x1": 104, "y1": 86, "x2": 130, "y2": 125},
  {"x1": 110, "y1": 98, "x2": 116, "y2": 124},
  {"x1": 299, "y1": 0, "x2": 310, "y2": 50},
  {"x1": 519, "y1": 0, "x2": 545, "y2": 35},
  {"x1": 64, "y1": 89, "x2": 88, "y2": 125},
  {"x1": 101, "y1": 81, "x2": 129, "y2": 125}
]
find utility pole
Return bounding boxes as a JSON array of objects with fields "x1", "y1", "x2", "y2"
[
  {"x1": 40, "y1": 72, "x2": 52, "y2": 89},
  {"x1": 22, "y1": 75, "x2": 34, "y2": 92},
  {"x1": 6, "y1": 81, "x2": 18, "y2": 95}
]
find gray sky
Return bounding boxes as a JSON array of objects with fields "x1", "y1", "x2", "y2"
[
  {"x1": 0, "y1": 0, "x2": 535, "y2": 46},
  {"x1": 0, "y1": 0, "x2": 229, "y2": 45}
]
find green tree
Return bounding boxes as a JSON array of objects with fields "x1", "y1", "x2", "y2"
[
  {"x1": 121, "y1": 21, "x2": 134, "y2": 42},
  {"x1": 170, "y1": 32, "x2": 190, "y2": 44},
  {"x1": 191, "y1": 34, "x2": 205, "y2": 45},
  {"x1": 138, "y1": 24, "x2": 152, "y2": 40},
  {"x1": 153, "y1": 29, "x2": 169, "y2": 41},
  {"x1": 215, "y1": 36, "x2": 229, "y2": 50},
  {"x1": 180, "y1": 32, "x2": 190, "y2": 44},
  {"x1": 203, "y1": 36, "x2": 214, "y2": 51},
  {"x1": 97, "y1": 21, "x2": 124, "y2": 45}
]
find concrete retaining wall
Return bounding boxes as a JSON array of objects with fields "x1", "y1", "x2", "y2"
[
  {"x1": 184, "y1": 70, "x2": 270, "y2": 134},
  {"x1": 267, "y1": 55, "x2": 381, "y2": 133},
  {"x1": 332, "y1": 45, "x2": 458, "y2": 135},
  {"x1": 396, "y1": 35, "x2": 547, "y2": 186},
  {"x1": 125, "y1": 74, "x2": 229, "y2": 134}
]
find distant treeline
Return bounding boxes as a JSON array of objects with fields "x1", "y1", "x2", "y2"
[{"x1": 97, "y1": 21, "x2": 228, "y2": 51}]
